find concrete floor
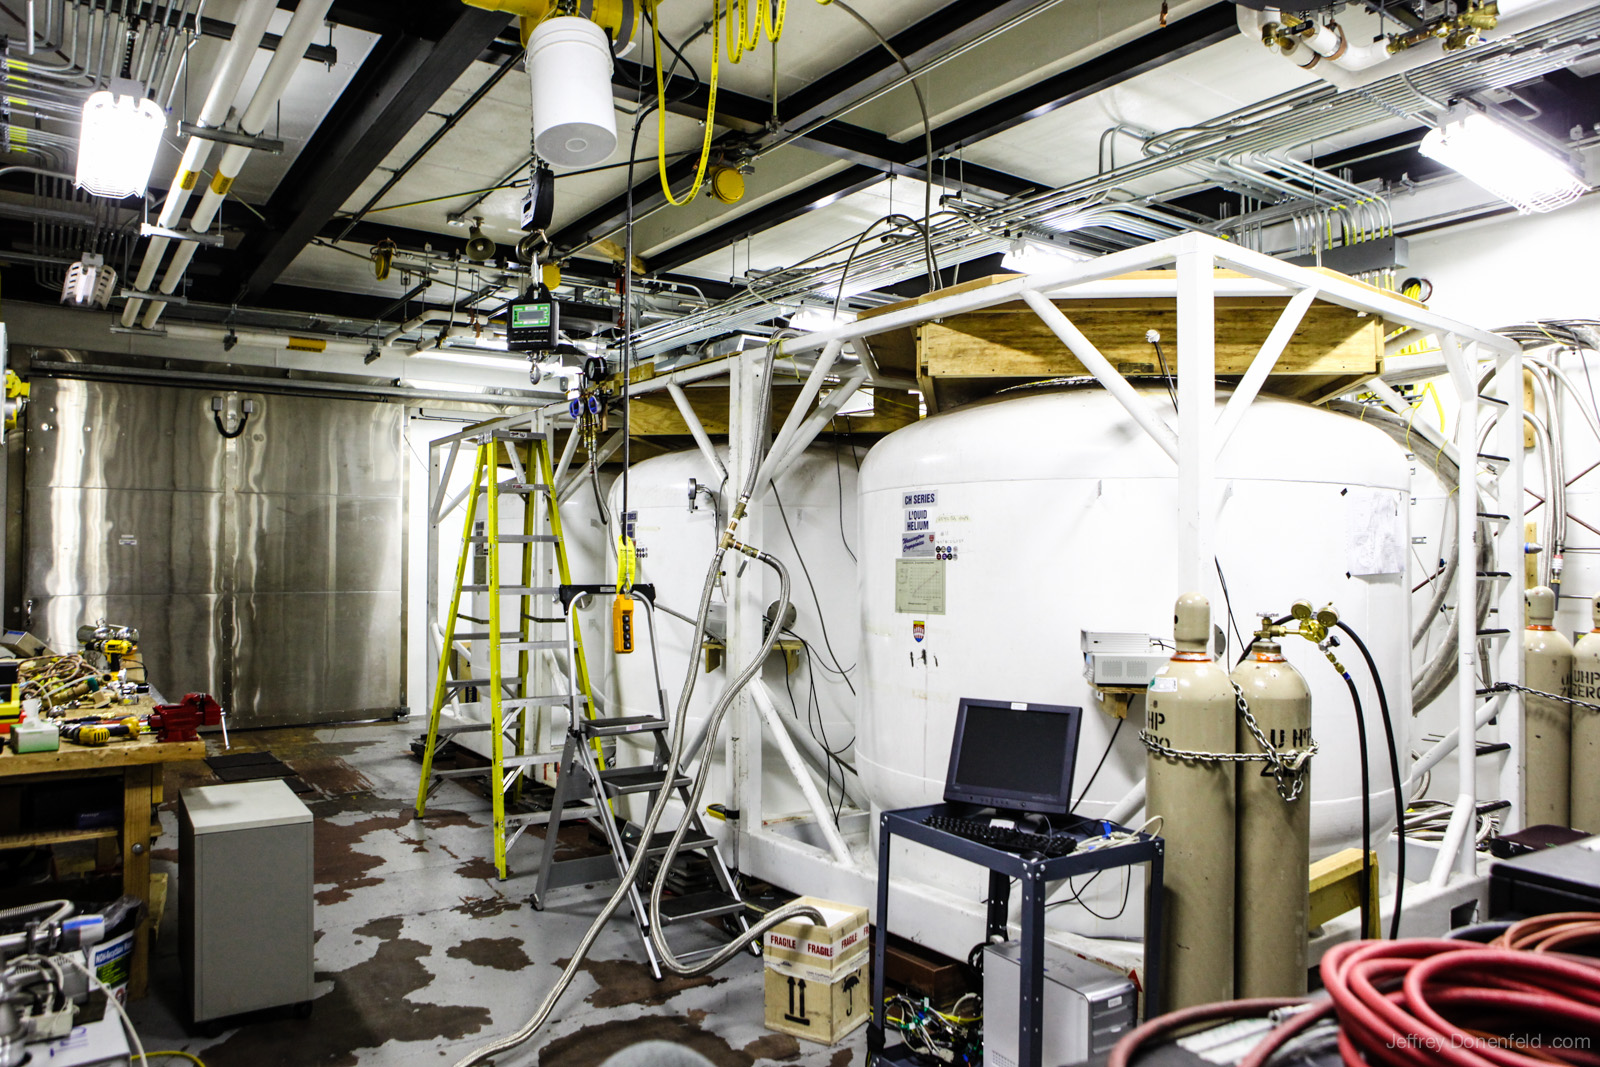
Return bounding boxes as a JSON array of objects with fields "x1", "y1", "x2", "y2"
[{"x1": 130, "y1": 720, "x2": 866, "y2": 1067}]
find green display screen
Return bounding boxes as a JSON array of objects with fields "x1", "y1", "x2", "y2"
[{"x1": 512, "y1": 303, "x2": 552, "y2": 328}]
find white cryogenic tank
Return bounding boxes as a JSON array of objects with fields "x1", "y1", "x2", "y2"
[
  {"x1": 858, "y1": 385, "x2": 1412, "y2": 862},
  {"x1": 609, "y1": 445, "x2": 861, "y2": 833}
]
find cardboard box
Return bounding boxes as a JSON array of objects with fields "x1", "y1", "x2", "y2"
[
  {"x1": 763, "y1": 896, "x2": 869, "y2": 982},
  {"x1": 764, "y1": 957, "x2": 869, "y2": 1046}
]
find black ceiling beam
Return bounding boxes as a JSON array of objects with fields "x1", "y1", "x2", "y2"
[
  {"x1": 603, "y1": 4, "x2": 1234, "y2": 269},
  {"x1": 929, "y1": 3, "x2": 1239, "y2": 154},
  {"x1": 230, "y1": 6, "x2": 512, "y2": 303},
  {"x1": 776, "y1": 0, "x2": 1050, "y2": 136}
]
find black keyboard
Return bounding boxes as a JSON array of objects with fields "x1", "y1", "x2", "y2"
[{"x1": 922, "y1": 814, "x2": 1077, "y2": 856}]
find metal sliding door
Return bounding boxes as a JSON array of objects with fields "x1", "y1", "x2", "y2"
[{"x1": 24, "y1": 378, "x2": 403, "y2": 727}]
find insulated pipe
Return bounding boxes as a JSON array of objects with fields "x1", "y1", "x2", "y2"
[
  {"x1": 144, "y1": 0, "x2": 336, "y2": 329},
  {"x1": 382, "y1": 311, "x2": 486, "y2": 348},
  {"x1": 162, "y1": 322, "x2": 373, "y2": 357},
  {"x1": 1106, "y1": 780, "x2": 1146, "y2": 825},
  {"x1": 122, "y1": 0, "x2": 277, "y2": 327}
]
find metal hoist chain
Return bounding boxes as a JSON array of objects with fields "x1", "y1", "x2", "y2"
[
  {"x1": 1137, "y1": 681, "x2": 1318, "y2": 802},
  {"x1": 1480, "y1": 681, "x2": 1600, "y2": 714}
]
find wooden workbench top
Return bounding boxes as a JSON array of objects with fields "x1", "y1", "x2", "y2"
[{"x1": 0, "y1": 732, "x2": 207, "y2": 777}]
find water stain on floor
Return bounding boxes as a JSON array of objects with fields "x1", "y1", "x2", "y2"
[
  {"x1": 199, "y1": 917, "x2": 492, "y2": 1067},
  {"x1": 455, "y1": 895, "x2": 522, "y2": 919},
  {"x1": 828, "y1": 1049, "x2": 854, "y2": 1067},
  {"x1": 448, "y1": 937, "x2": 531, "y2": 971},
  {"x1": 563, "y1": 956, "x2": 725, "y2": 1009},
  {"x1": 536, "y1": 1015, "x2": 801, "y2": 1067}
]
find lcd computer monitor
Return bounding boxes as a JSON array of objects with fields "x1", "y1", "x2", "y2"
[{"x1": 942, "y1": 698, "x2": 1083, "y2": 816}]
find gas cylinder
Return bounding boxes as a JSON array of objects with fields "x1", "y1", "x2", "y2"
[
  {"x1": 1570, "y1": 595, "x2": 1600, "y2": 833},
  {"x1": 1232, "y1": 632, "x2": 1313, "y2": 998},
  {"x1": 1524, "y1": 586, "x2": 1573, "y2": 828},
  {"x1": 1145, "y1": 592, "x2": 1237, "y2": 1010}
]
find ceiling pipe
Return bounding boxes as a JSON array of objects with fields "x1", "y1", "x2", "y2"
[
  {"x1": 163, "y1": 322, "x2": 376, "y2": 357},
  {"x1": 1241, "y1": 0, "x2": 1580, "y2": 90},
  {"x1": 121, "y1": 0, "x2": 277, "y2": 327},
  {"x1": 382, "y1": 310, "x2": 489, "y2": 349},
  {"x1": 142, "y1": 0, "x2": 337, "y2": 330}
]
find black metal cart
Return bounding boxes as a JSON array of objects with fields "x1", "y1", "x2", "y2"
[{"x1": 868, "y1": 804, "x2": 1165, "y2": 1067}]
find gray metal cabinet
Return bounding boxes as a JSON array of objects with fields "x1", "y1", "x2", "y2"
[{"x1": 180, "y1": 780, "x2": 314, "y2": 1023}]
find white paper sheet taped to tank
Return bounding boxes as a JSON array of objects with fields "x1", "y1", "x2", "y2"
[
  {"x1": 895, "y1": 558, "x2": 945, "y2": 614},
  {"x1": 1345, "y1": 487, "x2": 1405, "y2": 575}
]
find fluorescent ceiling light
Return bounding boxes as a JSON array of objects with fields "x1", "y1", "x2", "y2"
[
  {"x1": 1001, "y1": 239, "x2": 1088, "y2": 274},
  {"x1": 788, "y1": 306, "x2": 856, "y2": 332},
  {"x1": 76, "y1": 86, "x2": 165, "y2": 200},
  {"x1": 413, "y1": 351, "x2": 529, "y2": 371},
  {"x1": 398, "y1": 376, "x2": 497, "y2": 394},
  {"x1": 1420, "y1": 111, "x2": 1586, "y2": 215}
]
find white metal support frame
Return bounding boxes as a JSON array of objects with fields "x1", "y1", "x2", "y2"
[{"x1": 415, "y1": 233, "x2": 1523, "y2": 958}]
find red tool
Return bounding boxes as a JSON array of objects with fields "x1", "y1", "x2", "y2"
[{"x1": 149, "y1": 693, "x2": 223, "y2": 742}]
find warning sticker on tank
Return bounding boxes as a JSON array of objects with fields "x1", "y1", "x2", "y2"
[
  {"x1": 1149, "y1": 676, "x2": 1178, "y2": 693},
  {"x1": 895, "y1": 559, "x2": 945, "y2": 614}
]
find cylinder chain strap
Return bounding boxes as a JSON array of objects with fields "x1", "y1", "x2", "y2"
[
  {"x1": 1479, "y1": 681, "x2": 1600, "y2": 713},
  {"x1": 1137, "y1": 681, "x2": 1318, "y2": 802}
]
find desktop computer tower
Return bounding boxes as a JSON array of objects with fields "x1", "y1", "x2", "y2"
[{"x1": 982, "y1": 941, "x2": 1136, "y2": 1067}]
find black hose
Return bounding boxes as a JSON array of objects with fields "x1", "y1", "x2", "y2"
[
  {"x1": 1334, "y1": 620, "x2": 1406, "y2": 940},
  {"x1": 1336, "y1": 661, "x2": 1375, "y2": 941}
]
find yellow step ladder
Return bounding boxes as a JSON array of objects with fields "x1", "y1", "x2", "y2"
[{"x1": 414, "y1": 430, "x2": 600, "y2": 879}]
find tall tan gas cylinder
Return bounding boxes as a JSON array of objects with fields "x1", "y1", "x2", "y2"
[
  {"x1": 1231, "y1": 634, "x2": 1313, "y2": 997},
  {"x1": 1524, "y1": 586, "x2": 1573, "y2": 828},
  {"x1": 1571, "y1": 595, "x2": 1600, "y2": 833},
  {"x1": 1145, "y1": 593, "x2": 1237, "y2": 1010}
]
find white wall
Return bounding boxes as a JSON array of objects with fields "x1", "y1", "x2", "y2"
[{"x1": 1406, "y1": 194, "x2": 1600, "y2": 328}]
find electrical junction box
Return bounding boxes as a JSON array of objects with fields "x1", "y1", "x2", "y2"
[
  {"x1": 982, "y1": 941, "x2": 1135, "y2": 1067},
  {"x1": 507, "y1": 297, "x2": 559, "y2": 353},
  {"x1": 1081, "y1": 631, "x2": 1171, "y2": 688}
]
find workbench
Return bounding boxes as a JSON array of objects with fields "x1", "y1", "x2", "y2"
[{"x1": 0, "y1": 730, "x2": 207, "y2": 997}]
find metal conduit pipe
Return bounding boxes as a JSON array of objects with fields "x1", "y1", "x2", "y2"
[
  {"x1": 122, "y1": 0, "x2": 277, "y2": 327},
  {"x1": 143, "y1": 0, "x2": 336, "y2": 329},
  {"x1": 382, "y1": 311, "x2": 487, "y2": 349}
]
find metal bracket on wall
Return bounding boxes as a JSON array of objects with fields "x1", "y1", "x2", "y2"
[
  {"x1": 118, "y1": 290, "x2": 188, "y2": 306},
  {"x1": 177, "y1": 123, "x2": 286, "y2": 155},
  {"x1": 139, "y1": 225, "x2": 226, "y2": 248}
]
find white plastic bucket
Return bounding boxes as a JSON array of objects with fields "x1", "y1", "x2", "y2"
[{"x1": 529, "y1": 16, "x2": 618, "y2": 167}]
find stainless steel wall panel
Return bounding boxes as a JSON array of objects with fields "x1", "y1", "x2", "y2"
[
  {"x1": 23, "y1": 378, "x2": 403, "y2": 728},
  {"x1": 231, "y1": 592, "x2": 402, "y2": 725},
  {"x1": 25, "y1": 488, "x2": 226, "y2": 597},
  {"x1": 27, "y1": 379, "x2": 225, "y2": 493},
  {"x1": 231, "y1": 393, "x2": 404, "y2": 498}
]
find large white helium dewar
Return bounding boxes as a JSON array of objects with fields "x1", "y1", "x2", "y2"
[
  {"x1": 857, "y1": 385, "x2": 1412, "y2": 935},
  {"x1": 608, "y1": 445, "x2": 861, "y2": 836}
]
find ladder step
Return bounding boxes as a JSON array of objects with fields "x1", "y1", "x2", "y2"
[
  {"x1": 506, "y1": 806, "x2": 599, "y2": 827},
  {"x1": 1478, "y1": 453, "x2": 1509, "y2": 473},
  {"x1": 1478, "y1": 512, "x2": 1510, "y2": 521},
  {"x1": 582, "y1": 715, "x2": 670, "y2": 738},
  {"x1": 623, "y1": 829, "x2": 717, "y2": 858},
  {"x1": 477, "y1": 483, "x2": 550, "y2": 495},
  {"x1": 438, "y1": 722, "x2": 493, "y2": 736},
  {"x1": 446, "y1": 677, "x2": 524, "y2": 689},
  {"x1": 1477, "y1": 394, "x2": 1509, "y2": 407},
  {"x1": 1477, "y1": 628, "x2": 1511, "y2": 638},
  {"x1": 657, "y1": 890, "x2": 746, "y2": 924},
  {"x1": 502, "y1": 640, "x2": 567, "y2": 652},
  {"x1": 468, "y1": 535, "x2": 559, "y2": 544},
  {"x1": 599, "y1": 766, "x2": 693, "y2": 795},
  {"x1": 502, "y1": 696, "x2": 574, "y2": 709},
  {"x1": 1477, "y1": 571, "x2": 1513, "y2": 580},
  {"x1": 455, "y1": 631, "x2": 525, "y2": 641},
  {"x1": 461, "y1": 585, "x2": 560, "y2": 595},
  {"x1": 503, "y1": 753, "x2": 562, "y2": 769}
]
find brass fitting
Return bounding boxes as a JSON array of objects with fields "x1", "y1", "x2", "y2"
[{"x1": 1254, "y1": 601, "x2": 1340, "y2": 645}]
